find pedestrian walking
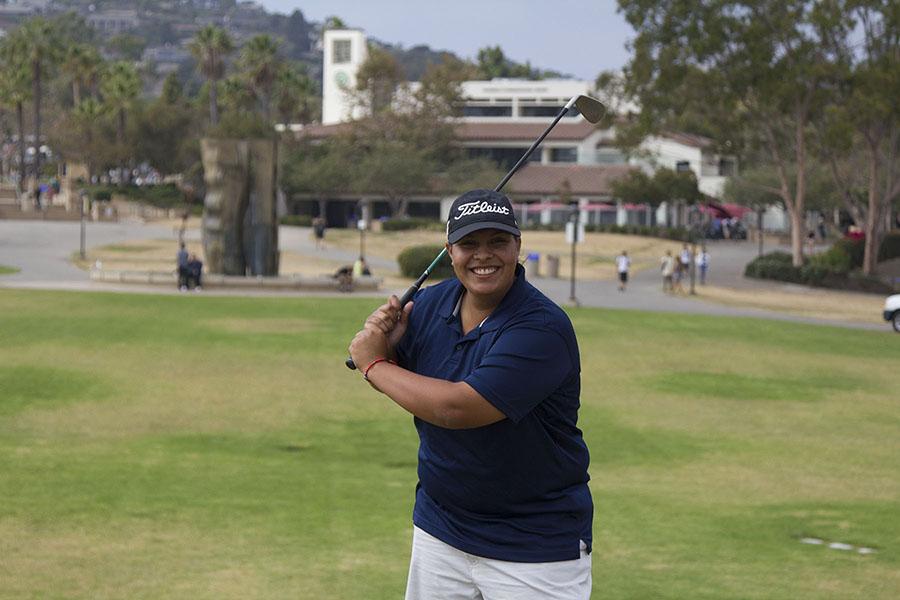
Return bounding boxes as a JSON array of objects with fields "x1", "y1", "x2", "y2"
[
  {"x1": 615, "y1": 250, "x2": 631, "y2": 292},
  {"x1": 176, "y1": 242, "x2": 189, "y2": 291},
  {"x1": 660, "y1": 250, "x2": 675, "y2": 293},
  {"x1": 696, "y1": 246, "x2": 710, "y2": 285},
  {"x1": 313, "y1": 216, "x2": 327, "y2": 250}
]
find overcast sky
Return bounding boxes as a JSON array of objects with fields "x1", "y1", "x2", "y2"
[{"x1": 257, "y1": 0, "x2": 635, "y2": 80}]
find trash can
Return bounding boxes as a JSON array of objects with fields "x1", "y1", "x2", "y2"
[
  {"x1": 544, "y1": 254, "x2": 560, "y2": 278},
  {"x1": 525, "y1": 252, "x2": 540, "y2": 278}
]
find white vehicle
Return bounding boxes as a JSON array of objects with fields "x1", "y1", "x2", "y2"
[{"x1": 885, "y1": 294, "x2": 900, "y2": 333}]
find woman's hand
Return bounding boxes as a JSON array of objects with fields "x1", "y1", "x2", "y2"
[{"x1": 349, "y1": 296, "x2": 413, "y2": 369}]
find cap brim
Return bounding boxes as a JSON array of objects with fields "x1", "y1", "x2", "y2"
[{"x1": 448, "y1": 222, "x2": 521, "y2": 244}]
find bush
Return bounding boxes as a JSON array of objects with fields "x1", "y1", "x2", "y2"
[
  {"x1": 832, "y1": 237, "x2": 865, "y2": 269},
  {"x1": 381, "y1": 217, "x2": 443, "y2": 232},
  {"x1": 279, "y1": 214, "x2": 312, "y2": 227},
  {"x1": 746, "y1": 249, "x2": 894, "y2": 293},
  {"x1": 745, "y1": 251, "x2": 802, "y2": 281},
  {"x1": 397, "y1": 244, "x2": 454, "y2": 279},
  {"x1": 878, "y1": 232, "x2": 900, "y2": 262}
]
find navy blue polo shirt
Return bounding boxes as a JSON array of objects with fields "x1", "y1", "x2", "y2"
[{"x1": 395, "y1": 265, "x2": 592, "y2": 563}]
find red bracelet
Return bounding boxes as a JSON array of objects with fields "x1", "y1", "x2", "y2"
[{"x1": 363, "y1": 357, "x2": 395, "y2": 381}]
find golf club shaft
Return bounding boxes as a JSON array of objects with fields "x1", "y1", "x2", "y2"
[
  {"x1": 346, "y1": 95, "x2": 583, "y2": 370},
  {"x1": 494, "y1": 98, "x2": 576, "y2": 192}
]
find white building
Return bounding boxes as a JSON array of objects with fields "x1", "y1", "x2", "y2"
[
  {"x1": 299, "y1": 30, "x2": 740, "y2": 227},
  {"x1": 322, "y1": 29, "x2": 368, "y2": 125}
]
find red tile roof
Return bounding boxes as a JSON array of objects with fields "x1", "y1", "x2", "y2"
[{"x1": 505, "y1": 164, "x2": 635, "y2": 196}]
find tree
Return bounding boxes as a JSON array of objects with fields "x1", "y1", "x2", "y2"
[
  {"x1": 238, "y1": 34, "x2": 282, "y2": 122},
  {"x1": 189, "y1": 25, "x2": 234, "y2": 126},
  {"x1": 274, "y1": 62, "x2": 319, "y2": 124},
  {"x1": 355, "y1": 45, "x2": 404, "y2": 114},
  {"x1": 475, "y1": 45, "x2": 543, "y2": 80},
  {"x1": 15, "y1": 17, "x2": 64, "y2": 181},
  {"x1": 101, "y1": 61, "x2": 141, "y2": 183},
  {"x1": 0, "y1": 35, "x2": 31, "y2": 193},
  {"x1": 611, "y1": 168, "x2": 701, "y2": 209},
  {"x1": 815, "y1": 0, "x2": 900, "y2": 273},
  {"x1": 618, "y1": 0, "x2": 839, "y2": 266},
  {"x1": 48, "y1": 98, "x2": 114, "y2": 181},
  {"x1": 61, "y1": 43, "x2": 103, "y2": 106}
]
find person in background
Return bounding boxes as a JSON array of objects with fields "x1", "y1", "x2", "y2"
[
  {"x1": 313, "y1": 216, "x2": 327, "y2": 250},
  {"x1": 187, "y1": 253, "x2": 203, "y2": 291},
  {"x1": 615, "y1": 250, "x2": 631, "y2": 292},
  {"x1": 177, "y1": 242, "x2": 189, "y2": 291},
  {"x1": 660, "y1": 250, "x2": 675, "y2": 293},
  {"x1": 353, "y1": 256, "x2": 372, "y2": 278},
  {"x1": 696, "y1": 246, "x2": 710, "y2": 285}
]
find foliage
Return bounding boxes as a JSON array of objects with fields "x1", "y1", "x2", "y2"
[
  {"x1": 611, "y1": 168, "x2": 701, "y2": 207},
  {"x1": 278, "y1": 214, "x2": 312, "y2": 227},
  {"x1": 189, "y1": 25, "x2": 234, "y2": 126},
  {"x1": 396, "y1": 244, "x2": 453, "y2": 279},
  {"x1": 380, "y1": 218, "x2": 443, "y2": 232},
  {"x1": 355, "y1": 45, "x2": 404, "y2": 114},
  {"x1": 878, "y1": 232, "x2": 900, "y2": 263},
  {"x1": 238, "y1": 34, "x2": 283, "y2": 120},
  {"x1": 85, "y1": 183, "x2": 189, "y2": 208},
  {"x1": 206, "y1": 111, "x2": 274, "y2": 139},
  {"x1": 745, "y1": 245, "x2": 892, "y2": 293},
  {"x1": 474, "y1": 45, "x2": 560, "y2": 80}
]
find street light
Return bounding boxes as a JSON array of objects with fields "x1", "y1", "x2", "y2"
[{"x1": 566, "y1": 202, "x2": 583, "y2": 306}]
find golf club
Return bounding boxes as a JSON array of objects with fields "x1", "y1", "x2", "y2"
[{"x1": 346, "y1": 94, "x2": 606, "y2": 369}]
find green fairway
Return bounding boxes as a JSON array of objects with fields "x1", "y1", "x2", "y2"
[
  {"x1": 0, "y1": 265, "x2": 20, "y2": 275},
  {"x1": 0, "y1": 289, "x2": 898, "y2": 599}
]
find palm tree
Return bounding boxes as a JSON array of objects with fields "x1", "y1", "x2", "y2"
[
  {"x1": 0, "y1": 35, "x2": 32, "y2": 195},
  {"x1": 274, "y1": 63, "x2": 319, "y2": 124},
  {"x1": 189, "y1": 25, "x2": 234, "y2": 126},
  {"x1": 16, "y1": 17, "x2": 63, "y2": 180},
  {"x1": 101, "y1": 61, "x2": 141, "y2": 184},
  {"x1": 239, "y1": 34, "x2": 282, "y2": 122},
  {"x1": 62, "y1": 44, "x2": 103, "y2": 106}
]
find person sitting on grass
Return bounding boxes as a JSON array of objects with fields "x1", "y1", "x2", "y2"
[{"x1": 187, "y1": 253, "x2": 203, "y2": 291}]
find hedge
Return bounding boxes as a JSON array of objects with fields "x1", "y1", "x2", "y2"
[
  {"x1": 878, "y1": 232, "x2": 900, "y2": 262},
  {"x1": 279, "y1": 214, "x2": 312, "y2": 227},
  {"x1": 381, "y1": 218, "x2": 444, "y2": 232},
  {"x1": 745, "y1": 249, "x2": 893, "y2": 293},
  {"x1": 397, "y1": 244, "x2": 454, "y2": 279}
]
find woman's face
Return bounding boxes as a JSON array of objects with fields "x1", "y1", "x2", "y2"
[{"x1": 447, "y1": 229, "x2": 521, "y2": 302}]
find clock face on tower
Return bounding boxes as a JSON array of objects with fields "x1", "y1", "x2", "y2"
[{"x1": 334, "y1": 71, "x2": 350, "y2": 88}]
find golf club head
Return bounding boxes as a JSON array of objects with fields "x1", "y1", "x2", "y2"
[{"x1": 573, "y1": 95, "x2": 606, "y2": 124}]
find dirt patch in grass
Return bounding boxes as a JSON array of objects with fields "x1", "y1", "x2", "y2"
[{"x1": 696, "y1": 285, "x2": 885, "y2": 325}]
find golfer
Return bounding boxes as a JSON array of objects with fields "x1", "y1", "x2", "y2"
[{"x1": 349, "y1": 189, "x2": 592, "y2": 599}]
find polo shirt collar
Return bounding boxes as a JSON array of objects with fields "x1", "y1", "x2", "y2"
[{"x1": 439, "y1": 264, "x2": 529, "y2": 334}]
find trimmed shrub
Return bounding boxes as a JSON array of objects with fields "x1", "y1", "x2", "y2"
[
  {"x1": 832, "y1": 237, "x2": 865, "y2": 269},
  {"x1": 382, "y1": 217, "x2": 443, "y2": 232},
  {"x1": 878, "y1": 232, "x2": 900, "y2": 262},
  {"x1": 745, "y1": 251, "x2": 801, "y2": 281},
  {"x1": 279, "y1": 214, "x2": 312, "y2": 227},
  {"x1": 397, "y1": 244, "x2": 453, "y2": 279}
]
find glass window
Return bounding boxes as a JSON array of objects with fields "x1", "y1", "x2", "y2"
[
  {"x1": 462, "y1": 105, "x2": 513, "y2": 117},
  {"x1": 675, "y1": 160, "x2": 691, "y2": 172},
  {"x1": 519, "y1": 105, "x2": 581, "y2": 118},
  {"x1": 719, "y1": 158, "x2": 735, "y2": 176},
  {"x1": 550, "y1": 147, "x2": 578, "y2": 163},
  {"x1": 332, "y1": 40, "x2": 351, "y2": 64}
]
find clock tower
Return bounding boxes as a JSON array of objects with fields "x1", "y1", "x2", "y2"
[{"x1": 322, "y1": 29, "x2": 368, "y2": 125}]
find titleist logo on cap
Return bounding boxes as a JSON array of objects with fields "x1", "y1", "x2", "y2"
[
  {"x1": 454, "y1": 201, "x2": 511, "y2": 220},
  {"x1": 446, "y1": 189, "x2": 521, "y2": 244}
]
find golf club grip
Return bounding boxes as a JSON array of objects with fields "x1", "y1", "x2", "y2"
[{"x1": 344, "y1": 280, "x2": 423, "y2": 370}]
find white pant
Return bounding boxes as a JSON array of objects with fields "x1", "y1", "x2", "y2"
[{"x1": 405, "y1": 526, "x2": 592, "y2": 600}]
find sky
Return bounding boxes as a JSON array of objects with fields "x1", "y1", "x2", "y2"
[{"x1": 257, "y1": 0, "x2": 635, "y2": 81}]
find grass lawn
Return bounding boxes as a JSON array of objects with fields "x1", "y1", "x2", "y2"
[
  {"x1": 0, "y1": 265, "x2": 20, "y2": 275},
  {"x1": 0, "y1": 289, "x2": 898, "y2": 599}
]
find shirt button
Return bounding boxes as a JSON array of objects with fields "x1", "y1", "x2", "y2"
[{"x1": 455, "y1": 344, "x2": 462, "y2": 350}]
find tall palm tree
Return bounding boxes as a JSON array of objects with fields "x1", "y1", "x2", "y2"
[
  {"x1": 189, "y1": 25, "x2": 234, "y2": 126},
  {"x1": 239, "y1": 34, "x2": 282, "y2": 122},
  {"x1": 62, "y1": 43, "x2": 103, "y2": 106},
  {"x1": 0, "y1": 35, "x2": 32, "y2": 195},
  {"x1": 101, "y1": 61, "x2": 141, "y2": 184},
  {"x1": 274, "y1": 63, "x2": 319, "y2": 125},
  {"x1": 16, "y1": 17, "x2": 63, "y2": 180}
]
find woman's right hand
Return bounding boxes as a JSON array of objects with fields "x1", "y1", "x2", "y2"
[{"x1": 364, "y1": 295, "x2": 414, "y2": 354}]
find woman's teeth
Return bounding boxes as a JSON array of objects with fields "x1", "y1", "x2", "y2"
[{"x1": 473, "y1": 267, "x2": 499, "y2": 275}]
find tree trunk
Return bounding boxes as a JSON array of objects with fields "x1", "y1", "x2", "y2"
[
  {"x1": 32, "y1": 61, "x2": 42, "y2": 181},
  {"x1": 73, "y1": 80, "x2": 82, "y2": 107},
  {"x1": 862, "y1": 147, "x2": 881, "y2": 275},
  {"x1": 16, "y1": 101, "x2": 25, "y2": 196},
  {"x1": 118, "y1": 108, "x2": 127, "y2": 184},
  {"x1": 209, "y1": 78, "x2": 219, "y2": 126}
]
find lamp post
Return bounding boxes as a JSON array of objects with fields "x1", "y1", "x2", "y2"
[
  {"x1": 79, "y1": 190, "x2": 88, "y2": 260},
  {"x1": 566, "y1": 202, "x2": 582, "y2": 306}
]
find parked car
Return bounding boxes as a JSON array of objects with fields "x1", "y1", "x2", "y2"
[{"x1": 884, "y1": 294, "x2": 900, "y2": 332}]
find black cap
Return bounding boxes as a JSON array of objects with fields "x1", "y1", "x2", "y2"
[{"x1": 446, "y1": 189, "x2": 521, "y2": 244}]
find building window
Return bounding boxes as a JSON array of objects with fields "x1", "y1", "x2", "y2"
[
  {"x1": 595, "y1": 144, "x2": 626, "y2": 164},
  {"x1": 550, "y1": 147, "x2": 578, "y2": 163},
  {"x1": 462, "y1": 105, "x2": 512, "y2": 117},
  {"x1": 675, "y1": 160, "x2": 691, "y2": 172},
  {"x1": 332, "y1": 39, "x2": 351, "y2": 64},
  {"x1": 719, "y1": 158, "x2": 735, "y2": 176}
]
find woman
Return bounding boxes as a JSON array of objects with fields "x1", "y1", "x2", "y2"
[{"x1": 349, "y1": 189, "x2": 593, "y2": 599}]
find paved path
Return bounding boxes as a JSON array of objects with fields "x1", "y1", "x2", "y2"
[{"x1": 0, "y1": 220, "x2": 886, "y2": 332}]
